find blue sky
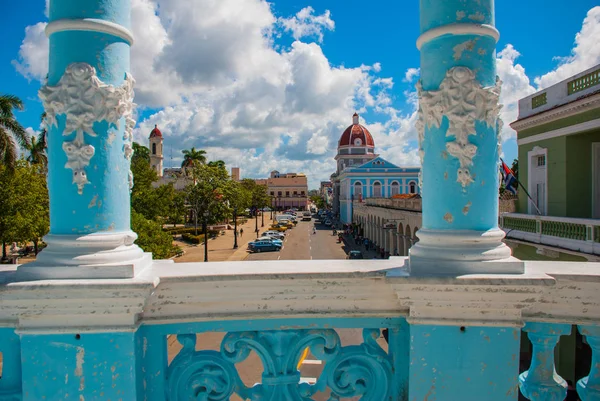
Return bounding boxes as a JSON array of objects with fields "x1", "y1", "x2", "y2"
[{"x1": 3, "y1": 0, "x2": 600, "y2": 188}]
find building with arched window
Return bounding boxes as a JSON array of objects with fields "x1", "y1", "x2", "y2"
[{"x1": 331, "y1": 113, "x2": 421, "y2": 224}]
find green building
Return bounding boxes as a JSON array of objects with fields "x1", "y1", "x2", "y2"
[
  {"x1": 501, "y1": 64, "x2": 600, "y2": 264},
  {"x1": 510, "y1": 64, "x2": 600, "y2": 219}
]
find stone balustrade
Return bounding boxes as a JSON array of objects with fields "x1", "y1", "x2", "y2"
[
  {"x1": 364, "y1": 197, "x2": 423, "y2": 212},
  {"x1": 501, "y1": 213, "x2": 600, "y2": 256},
  {"x1": 2, "y1": 259, "x2": 600, "y2": 400}
]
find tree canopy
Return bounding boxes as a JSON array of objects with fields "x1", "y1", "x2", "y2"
[
  {"x1": 0, "y1": 94, "x2": 30, "y2": 169},
  {"x1": 181, "y1": 147, "x2": 207, "y2": 168}
]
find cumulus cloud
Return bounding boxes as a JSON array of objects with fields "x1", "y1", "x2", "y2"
[
  {"x1": 12, "y1": 22, "x2": 48, "y2": 81},
  {"x1": 279, "y1": 6, "x2": 335, "y2": 43},
  {"x1": 496, "y1": 45, "x2": 536, "y2": 141},
  {"x1": 403, "y1": 68, "x2": 420, "y2": 83},
  {"x1": 534, "y1": 6, "x2": 600, "y2": 88}
]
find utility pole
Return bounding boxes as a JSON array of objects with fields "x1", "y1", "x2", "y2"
[{"x1": 233, "y1": 207, "x2": 238, "y2": 249}]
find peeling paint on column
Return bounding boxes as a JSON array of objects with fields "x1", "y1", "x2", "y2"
[
  {"x1": 456, "y1": 10, "x2": 466, "y2": 20},
  {"x1": 88, "y1": 195, "x2": 98, "y2": 208},
  {"x1": 469, "y1": 12, "x2": 485, "y2": 21},
  {"x1": 462, "y1": 201, "x2": 472, "y2": 215},
  {"x1": 444, "y1": 212, "x2": 454, "y2": 224},
  {"x1": 453, "y1": 39, "x2": 476, "y2": 60}
]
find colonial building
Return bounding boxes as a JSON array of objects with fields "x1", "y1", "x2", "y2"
[
  {"x1": 331, "y1": 113, "x2": 420, "y2": 224},
  {"x1": 501, "y1": 63, "x2": 600, "y2": 261},
  {"x1": 149, "y1": 125, "x2": 164, "y2": 177},
  {"x1": 266, "y1": 170, "x2": 309, "y2": 210},
  {"x1": 148, "y1": 125, "x2": 190, "y2": 190}
]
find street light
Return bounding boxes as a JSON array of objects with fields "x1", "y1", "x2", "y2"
[
  {"x1": 270, "y1": 197, "x2": 274, "y2": 221},
  {"x1": 261, "y1": 205, "x2": 265, "y2": 227},
  {"x1": 233, "y1": 206, "x2": 238, "y2": 249},
  {"x1": 203, "y1": 210, "x2": 209, "y2": 262},
  {"x1": 255, "y1": 206, "x2": 259, "y2": 238}
]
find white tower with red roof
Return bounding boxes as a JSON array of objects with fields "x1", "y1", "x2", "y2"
[{"x1": 149, "y1": 125, "x2": 164, "y2": 177}]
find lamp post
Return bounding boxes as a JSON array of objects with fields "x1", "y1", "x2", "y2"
[
  {"x1": 255, "y1": 206, "x2": 259, "y2": 238},
  {"x1": 233, "y1": 206, "x2": 238, "y2": 249},
  {"x1": 203, "y1": 210, "x2": 209, "y2": 262},
  {"x1": 261, "y1": 205, "x2": 265, "y2": 227},
  {"x1": 271, "y1": 197, "x2": 274, "y2": 221}
]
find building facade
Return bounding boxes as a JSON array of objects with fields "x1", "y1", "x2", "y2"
[
  {"x1": 510, "y1": 63, "x2": 600, "y2": 218},
  {"x1": 266, "y1": 171, "x2": 309, "y2": 210},
  {"x1": 502, "y1": 64, "x2": 600, "y2": 261},
  {"x1": 149, "y1": 125, "x2": 164, "y2": 177},
  {"x1": 331, "y1": 113, "x2": 420, "y2": 224}
]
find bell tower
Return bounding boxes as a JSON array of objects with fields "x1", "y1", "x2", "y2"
[{"x1": 149, "y1": 125, "x2": 164, "y2": 177}]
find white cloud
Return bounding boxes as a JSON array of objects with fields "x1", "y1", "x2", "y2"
[
  {"x1": 496, "y1": 45, "x2": 536, "y2": 141},
  {"x1": 12, "y1": 22, "x2": 48, "y2": 81},
  {"x1": 403, "y1": 68, "x2": 420, "y2": 83},
  {"x1": 534, "y1": 6, "x2": 600, "y2": 89},
  {"x1": 279, "y1": 6, "x2": 335, "y2": 43}
]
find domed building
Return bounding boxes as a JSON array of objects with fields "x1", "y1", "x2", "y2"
[{"x1": 331, "y1": 113, "x2": 421, "y2": 224}]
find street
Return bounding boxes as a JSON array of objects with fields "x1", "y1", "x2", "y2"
[{"x1": 246, "y1": 216, "x2": 348, "y2": 261}]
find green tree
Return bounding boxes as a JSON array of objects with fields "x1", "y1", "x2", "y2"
[
  {"x1": 131, "y1": 211, "x2": 179, "y2": 259},
  {"x1": 310, "y1": 195, "x2": 325, "y2": 210},
  {"x1": 130, "y1": 142, "x2": 160, "y2": 219},
  {"x1": 133, "y1": 142, "x2": 150, "y2": 163},
  {"x1": 0, "y1": 161, "x2": 49, "y2": 259},
  {"x1": 25, "y1": 134, "x2": 48, "y2": 169},
  {"x1": 0, "y1": 94, "x2": 30, "y2": 169},
  {"x1": 181, "y1": 147, "x2": 207, "y2": 168},
  {"x1": 185, "y1": 164, "x2": 232, "y2": 234},
  {"x1": 207, "y1": 160, "x2": 226, "y2": 170}
]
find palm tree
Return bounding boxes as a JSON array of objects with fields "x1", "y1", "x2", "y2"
[
  {"x1": 0, "y1": 94, "x2": 30, "y2": 169},
  {"x1": 25, "y1": 134, "x2": 48, "y2": 168},
  {"x1": 207, "y1": 160, "x2": 226, "y2": 169},
  {"x1": 181, "y1": 147, "x2": 207, "y2": 168}
]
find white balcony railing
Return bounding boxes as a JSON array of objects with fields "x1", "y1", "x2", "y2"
[{"x1": 501, "y1": 213, "x2": 600, "y2": 255}]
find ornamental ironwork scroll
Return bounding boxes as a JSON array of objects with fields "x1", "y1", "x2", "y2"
[{"x1": 166, "y1": 328, "x2": 393, "y2": 400}]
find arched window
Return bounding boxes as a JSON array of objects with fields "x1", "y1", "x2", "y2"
[
  {"x1": 354, "y1": 182, "x2": 363, "y2": 200},
  {"x1": 391, "y1": 181, "x2": 400, "y2": 196},
  {"x1": 152, "y1": 143, "x2": 156, "y2": 155},
  {"x1": 409, "y1": 181, "x2": 417, "y2": 194},
  {"x1": 373, "y1": 182, "x2": 382, "y2": 197}
]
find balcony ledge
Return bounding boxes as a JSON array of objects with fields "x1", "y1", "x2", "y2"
[{"x1": 1, "y1": 258, "x2": 600, "y2": 333}]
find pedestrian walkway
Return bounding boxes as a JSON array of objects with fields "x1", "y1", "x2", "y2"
[
  {"x1": 174, "y1": 216, "x2": 273, "y2": 263},
  {"x1": 340, "y1": 233, "x2": 380, "y2": 259}
]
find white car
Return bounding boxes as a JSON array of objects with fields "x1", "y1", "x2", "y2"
[{"x1": 264, "y1": 231, "x2": 285, "y2": 240}]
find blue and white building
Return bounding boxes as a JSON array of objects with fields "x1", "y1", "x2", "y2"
[{"x1": 331, "y1": 113, "x2": 420, "y2": 224}]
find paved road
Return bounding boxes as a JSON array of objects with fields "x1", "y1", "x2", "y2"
[{"x1": 246, "y1": 215, "x2": 348, "y2": 261}]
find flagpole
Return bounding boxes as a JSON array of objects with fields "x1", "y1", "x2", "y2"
[{"x1": 500, "y1": 158, "x2": 542, "y2": 216}]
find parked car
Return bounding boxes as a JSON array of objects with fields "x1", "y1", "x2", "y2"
[
  {"x1": 264, "y1": 231, "x2": 285, "y2": 240},
  {"x1": 257, "y1": 236, "x2": 283, "y2": 246},
  {"x1": 248, "y1": 240, "x2": 282, "y2": 253},
  {"x1": 302, "y1": 212, "x2": 312, "y2": 221},
  {"x1": 324, "y1": 220, "x2": 332, "y2": 226},
  {"x1": 279, "y1": 220, "x2": 295, "y2": 229},
  {"x1": 269, "y1": 224, "x2": 288, "y2": 232},
  {"x1": 347, "y1": 250, "x2": 364, "y2": 259}
]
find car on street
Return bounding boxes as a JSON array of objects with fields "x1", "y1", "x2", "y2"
[
  {"x1": 324, "y1": 220, "x2": 332, "y2": 226},
  {"x1": 279, "y1": 220, "x2": 295, "y2": 229},
  {"x1": 248, "y1": 240, "x2": 282, "y2": 253},
  {"x1": 302, "y1": 212, "x2": 312, "y2": 221},
  {"x1": 347, "y1": 250, "x2": 364, "y2": 259},
  {"x1": 269, "y1": 224, "x2": 288, "y2": 232},
  {"x1": 263, "y1": 231, "x2": 285, "y2": 240},
  {"x1": 257, "y1": 236, "x2": 283, "y2": 246}
]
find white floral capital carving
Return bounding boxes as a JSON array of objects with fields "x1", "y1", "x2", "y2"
[
  {"x1": 416, "y1": 67, "x2": 502, "y2": 187},
  {"x1": 39, "y1": 63, "x2": 136, "y2": 194}
]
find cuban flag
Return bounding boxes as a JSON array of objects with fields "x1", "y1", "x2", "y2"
[{"x1": 501, "y1": 161, "x2": 518, "y2": 195}]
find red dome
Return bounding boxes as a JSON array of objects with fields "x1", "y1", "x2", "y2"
[
  {"x1": 149, "y1": 125, "x2": 162, "y2": 139},
  {"x1": 338, "y1": 114, "x2": 374, "y2": 148}
]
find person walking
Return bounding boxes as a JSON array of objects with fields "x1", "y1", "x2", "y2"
[{"x1": 239, "y1": 228, "x2": 244, "y2": 237}]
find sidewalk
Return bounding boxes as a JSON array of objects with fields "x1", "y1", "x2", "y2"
[
  {"x1": 173, "y1": 216, "x2": 274, "y2": 263},
  {"x1": 340, "y1": 233, "x2": 380, "y2": 259}
]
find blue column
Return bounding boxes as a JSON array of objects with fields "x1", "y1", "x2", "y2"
[
  {"x1": 389, "y1": 321, "x2": 410, "y2": 399},
  {"x1": 519, "y1": 322, "x2": 570, "y2": 401},
  {"x1": 0, "y1": 328, "x2": 22, "y2": 399},
  {"x1": 20, "y1": 0, "x2": 146, "y2": 278},
  {"x1": 410, "y1": 0, "x2": 521, "y2": 275},
  {"x1": 20, "y1": 332, "x2": 141, "y2": 400},
  {"x1": 577, "y1": 325, "x2": 600, "y2": 401},
  {"x1": 409, "y1": 325, "x2": 521, "y2": 401}
]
